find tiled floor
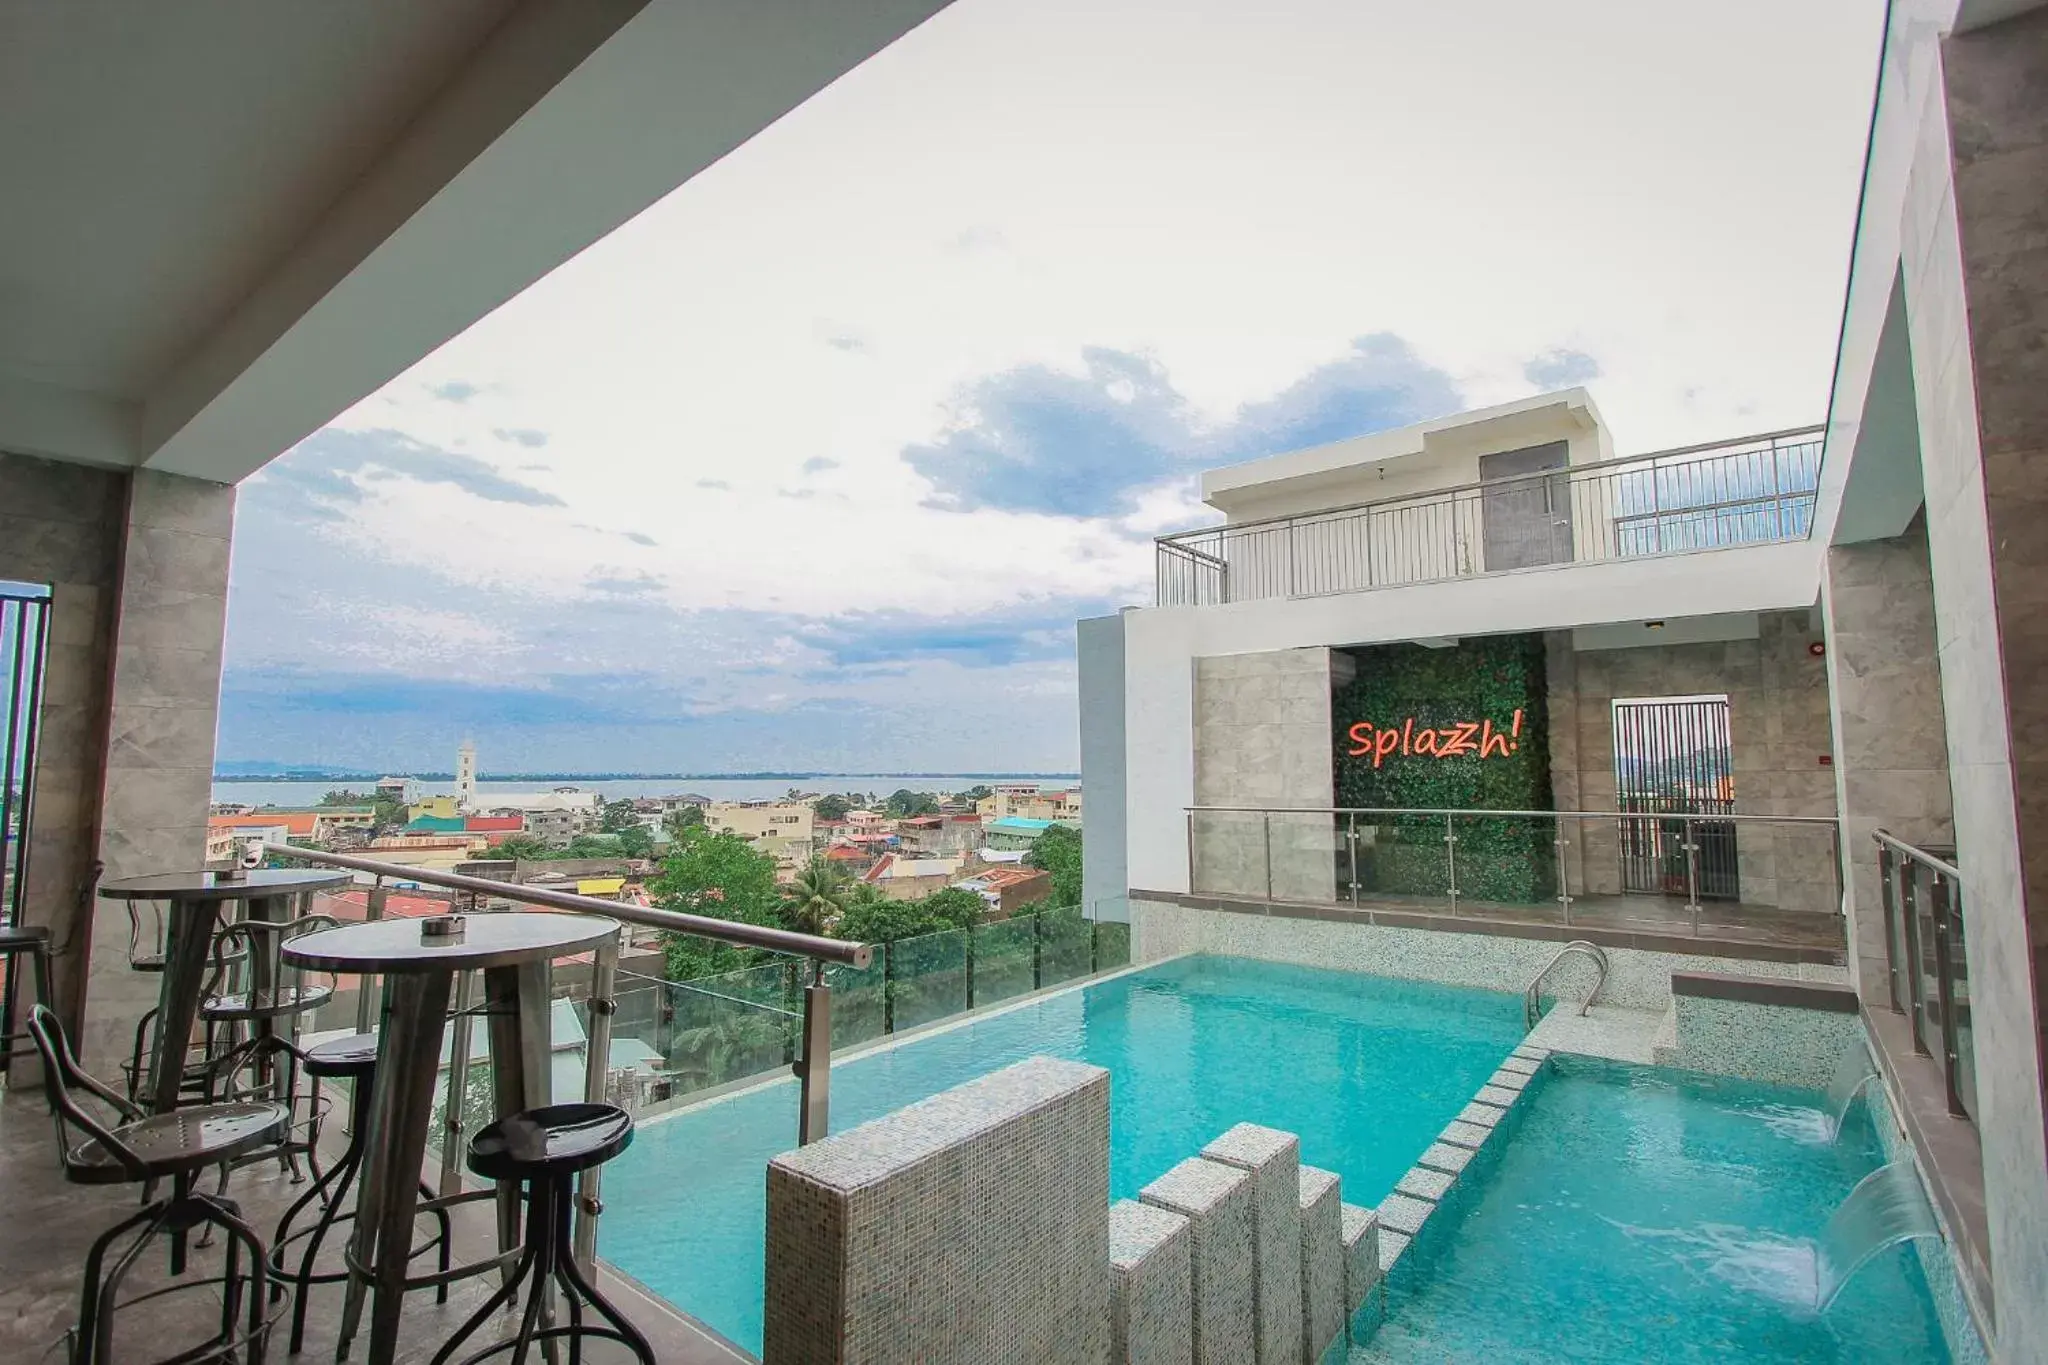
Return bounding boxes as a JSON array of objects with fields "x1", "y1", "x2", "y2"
[
  {"x1": 1523, "y1": 1003, "x2": 1667, "y2": 1063},
  {"x1": 0, "y1": 1087, "x2": 746, "y2": 1364}
]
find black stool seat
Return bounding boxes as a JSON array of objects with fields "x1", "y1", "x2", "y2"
[
  {"x1": 303, "y1": 1032, "x2": 378, "y2": 1078},
  {"x1": 67, "y1": 1102, "x2": 286, "y2": 1184},
  {"x1": 432, "y1": 1102, "x2": 650, "y2": 1365},
  {"x1": 201, "y1": 983, "x2": 335, "y2": 1021},
  {"x1": 468, "y1": 1103, "x2": 634, "y2": 1182},
  {"x1": 0, "y1": 923, "x2": 50, "y2": 948}
]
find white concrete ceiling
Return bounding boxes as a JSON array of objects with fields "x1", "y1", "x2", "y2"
[{"x1": 0, "y1": 0, "x2": 952, "y2": 483}]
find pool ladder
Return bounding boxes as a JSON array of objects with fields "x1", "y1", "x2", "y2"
[{"x1": 1523, "y1": 940, "x2": 1610, "y2": 1029}]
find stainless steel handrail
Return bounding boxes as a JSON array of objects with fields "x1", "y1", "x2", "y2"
[
  {"x1": 1188, "y1": 804, "x2": 1838, "y2": 826},
  {"x1": 1523, "y1": 940, "x2": 1609, "y2": 1029},
  {"x1": 1873, "y1": 829, "x2": 1971, "y2": 1120},
  {"x1": 258, "y1": 841, "x2": 870, "y2": 966},
  {"x1": 1159, "y1": 425, "x2": 1826, "y2": 544},
  {"x1": 261, "y1": 841, "x2": 867, "y2": 1267},
  {"x1": 1872, "y1": 829, "x2": 1959, "y2": 879}
]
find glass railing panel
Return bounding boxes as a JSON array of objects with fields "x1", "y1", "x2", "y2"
[
  {"x1": 1267, "y1": 811, "x2": 1344, "y2": 903},
  {"x1": 658, "y1": 962, "x2": 799, "y2": 1101},
  {"x1": 1092, "y1": 916, "x2": 1132, "y2": 973},
  {"x1": 1038, "y1": 907, "x2": 1094, "y2": 989},
  {"x1": 971, "y1": 915, "x2": 1037, "y2": 1008},
  {"x1": 1352, "y1": 814, "x2": 1452, "y2": 910},
  {"x1": 1189, "y1": 809, "x2": 1273, "y2": 898},
  {"x1": 888, "y1": 927, "x2": 970, "y2": 1032},
  {"x1": 1945, "y1": 875, "x2": 1977, "y2": 1119},
  {"x1": 826, "y1": 954, "x2": 887, "y2": 1050},
  {"x1": 1448, "y1": 812, "x2": 1561, "y2": 918}
]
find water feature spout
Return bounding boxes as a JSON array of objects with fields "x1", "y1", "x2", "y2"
[
  {"x1": 1813, "y1": 1161, "x2": 1940, "y2": 1311},
  {"x1": 1824, "y1": 1044, "x2": 1879, "y2": 1140}
]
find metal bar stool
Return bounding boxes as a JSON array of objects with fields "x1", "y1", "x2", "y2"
[
  {"x1": 27, "y1": 1005, "x2": 286, "y2": 1365},
  {"x1": 430, "y1": 1103, "x2": 654, "y2": 1365},
  {"x1": 0, "y1": 922, "x2": 54, "y2": 1067},
  {"x1": 202, "y1": 915, "x2": 341, "y2": 1181},
  {"x1": 269, "y1": 1032, "x2": 453, "y2": 1356}
]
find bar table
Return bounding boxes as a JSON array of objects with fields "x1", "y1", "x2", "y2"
[
  {"x1": 99, "y1": 869, "x2": 352, "y2": 1115},
  {"x1": 282, "y1": 911, "x2": 618, "y2": 1364}
]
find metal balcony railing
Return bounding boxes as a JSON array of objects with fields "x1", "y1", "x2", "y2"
[
  {"x1": 1185, "y1": 804, "x2": 1843, "y2": 936},
  {"x1": 1874, "y1": 831, "x2": 1973, "y2": 1121},
  {"x1": 260, "y1": 842, "x2": 868, "y2": 1264},
  {"x1": 1155, "y1": 426, "x2": 1825, "y2": 606}
]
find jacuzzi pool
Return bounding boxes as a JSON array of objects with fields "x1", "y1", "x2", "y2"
[
  {"x1": 1357, "y1": 1055, "x2": 1958, "y2": 1363},
  {"x1": 599, "y1": 954, "x2": 1527, "y2": 1352}
]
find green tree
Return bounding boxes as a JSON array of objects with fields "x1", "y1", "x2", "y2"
[
  {"x1": 600, "y1": 798, "x2": 641, "y2": 833},
  {"x1": 615, "y1": 824, "x2": 655, "y2": 859},
  {"x1": 781, "y1": 858, "x2": 851, "y2": 936},
  {"x1": 650, "y1": 828, "x2": 783, "y2": 980},
  {"x1": 956, "y1": 784, "x2": 993, "y2": 806},
  {"x1": 883, "y1": 788, "x2": 940, "y2": 819},
  {"x1": 812, "y1": 793, "x2": 852, "y2": 822},
  {"x1": 664, "y1": 805, "x2": 705, "y2": 835},
  {"x1": 918, "y1": 885, "x2": 987, "y2": 931},
  {"x1": 1025, "y1": 824, "x2": 1083, "y2": 908},
  {"x1": 834, "y1": 883, "x2": 983, "y2": 944},
  {"x1": 489, "y1": 833, "x2": 551, "y2": 862}
]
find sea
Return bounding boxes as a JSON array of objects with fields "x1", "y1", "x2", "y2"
[{"x1": 209, "y1": 774, "x2": 1077, "y2": 807}]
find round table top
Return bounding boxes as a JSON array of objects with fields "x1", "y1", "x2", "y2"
[
  {"x1": 99, "y1": 868, "x2": 354, "y2": 902},
  {"x1": 281, "y1": 911, "x2": 617, "y2": 974}
]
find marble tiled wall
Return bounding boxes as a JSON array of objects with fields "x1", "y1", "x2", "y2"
[
  {"x1": 1822, "y1": 521, "x2": 1953, "y2": 1001},
  {"x1": 1192, "y1": 649, "x2": 1342, "y2": 902},
  {"x1": 0, "y1": 453, "x2": 124, "y2": 1069},
  {"x1": 1547, "y1": 613, "x2": 1837, "y2": 911},
  {"x1": 1901, "y1": 8, "x2": 2048, "y2": 1349}
]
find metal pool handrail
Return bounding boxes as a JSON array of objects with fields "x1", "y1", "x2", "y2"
[
  {"x1": 1523, "y1": 940, "x2": 1609, "y2": 1029},
  {"x1": 260, "y1": 841, "x2": 867, "y2": 1264}
]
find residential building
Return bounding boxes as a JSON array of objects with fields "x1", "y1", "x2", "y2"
[
  {"x1": 861, "y1": 854, "x2": 965, "y2": 902},
  {"x1": 455, "y1": 738, "x2": 478, "y2": 812},
  {"x1": 375, "y1": 775, "x2": 419, "y2": 804},
  {"x1": 974, "y1": 784, "x2": 1081, "y2": 823},
  {"x1": 207, "y1": 809, "x2": 373, "y2": 845},
  {"x1": 706, "y1": 800, "x2": 816, "y2": 845},
  {"x1": 952, "y1": 865, "x2": 1052, "y2": 917},
  {"x1": 896, "y1": 813, "x2": 983, "y2": 856},
  {"x1": 984, "y1": 816, "x2": 1061, "y2": 851},
  {"x1": 408, "y1": 795, "x2": 460, "y2": 823}
]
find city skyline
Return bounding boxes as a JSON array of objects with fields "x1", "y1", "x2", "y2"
[{"x1": 217, "y1": 0, "x2": 1882, "y2": 774}]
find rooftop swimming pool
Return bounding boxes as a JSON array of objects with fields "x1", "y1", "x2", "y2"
[
  {"x1": 1359, "y1": 1055, "x2": 1957, "y2": 1364},
  {"x1": 600, "y1": 954, "x2": 1527, "y2": 1352}
]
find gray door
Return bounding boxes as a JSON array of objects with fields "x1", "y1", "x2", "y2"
[{"x1": 1479, "y1": 441, "x2": 1573, "y2": 570}]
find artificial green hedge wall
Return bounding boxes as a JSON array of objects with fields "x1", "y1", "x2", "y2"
[{"x1": 1332, "y1": 633, "x2": 1556, "y2": 904}]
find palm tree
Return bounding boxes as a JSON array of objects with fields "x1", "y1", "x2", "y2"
[{"x1": 782, "y1": 857, "x2": 852, "y2": 936}]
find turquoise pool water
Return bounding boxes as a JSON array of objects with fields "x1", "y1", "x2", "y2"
[
  {"x1": 601, "y1": 954, "x2": 1526, "y2": 1352},
  {"x1": 1360, "y1": 1056, "x2": 1954, "y2": 1363}
]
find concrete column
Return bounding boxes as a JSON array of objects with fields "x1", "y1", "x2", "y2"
[
  {"x1": 1821, "y1": 522, "x2": 1953, "y2": 1001},
  {"x1": 1079, "y1": 613, "x2": 1131, "y2": 922},
  {"x1": 1892, "y1": 12, "x2": 2048, "y2": 1350},
  {"x1": 84, "y1": 471, "x2": 235, "y2": 1069}
]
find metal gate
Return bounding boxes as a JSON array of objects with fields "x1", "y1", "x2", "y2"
[
  {"x1": 3, "y1": 585, "x2": 51, "y2": 931},
  {"x1": 1613, "y1": 695, "x2": 1739, "y2": 900}
]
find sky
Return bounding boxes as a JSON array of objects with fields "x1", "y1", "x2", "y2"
[{"x1": 217, "y1": 0, "x2": 1885, "y2": 776}]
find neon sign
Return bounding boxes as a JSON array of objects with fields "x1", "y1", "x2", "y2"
[{"x1": 1346, "y1": 709, "x2": 1525, "y2": 768}]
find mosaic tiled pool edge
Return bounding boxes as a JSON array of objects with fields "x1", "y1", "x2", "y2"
[{"x1": 1347, "y1": 1040, "x2": 1558, "y2": 1345}]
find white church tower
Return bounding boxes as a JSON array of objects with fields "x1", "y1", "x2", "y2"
[{"x1": 456, "y1": 738, "x2": 478, "y2": 813}]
